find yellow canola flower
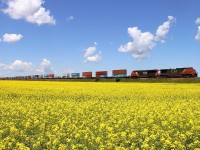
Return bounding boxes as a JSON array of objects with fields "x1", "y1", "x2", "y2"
[{"x1": 0, "y1": 81, "x2": 199, "y2": 149}]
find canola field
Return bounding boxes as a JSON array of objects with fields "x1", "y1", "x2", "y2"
[{"x1": 0, "y1": 81, "x2": 200, "y2": 149}]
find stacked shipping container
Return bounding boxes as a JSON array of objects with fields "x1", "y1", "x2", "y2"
[
  {"x1": 112, "y1": 69, "x2": 127, "y2": 77},
  {"x1": 43, "y1": 74, "x2": 54, "y2": 78},
  {"x1": 48, "y1": 74, "x2": 54, "y2": 78},
  {"x1": 82, "y1": 72, "x2": 92, "y2": 78},
  {"x1": 26, "y1": 76, "x2": 31, "y2": 79},
  {"x1": 62, "y1": 73, "x2": 70, "y2": 78},
  {"x1": 96, "y1": 71, "x2": 108, "y2": 78},
  {"x1": 71, "y1": 73, "x2": 80, "y2": 78},
  {"x1": 31, "y1": 75, "x2": 39, "y2": 79}
]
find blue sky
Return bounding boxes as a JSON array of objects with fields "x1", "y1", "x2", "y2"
[{"x1": 0, "y1": 0, "x2": 200, "y2": 77}]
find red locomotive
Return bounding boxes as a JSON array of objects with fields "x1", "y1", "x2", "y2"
[
  {"x1": 131, "y1": 67, "x2": 197, "y2": 78},
  {"x1": 159, "y1": 67, "x2": 197, "y2": 78},
  {"x1": 131, "y1": 69, "x2": 159, "y2": 78}
]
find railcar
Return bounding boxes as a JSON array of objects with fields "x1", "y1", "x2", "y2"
[
  {"x1": 82, "y1": 72, "x2": 92, "y2": 78},
  {"x1": 71, "y1": 73, "x2": 80, "y2": 78},
  {"x1": 160, "y1": 67, "x2": 197, "y2": 78},
  {"x1": 112, "y1": 69, "x2": 127, "y2": 77},
  {"x1": 96, "y1": 71, "x2": 108, "y2": 78},
  {"x1": 131, "y1": 69, "x2": 159, "y2": 78}
]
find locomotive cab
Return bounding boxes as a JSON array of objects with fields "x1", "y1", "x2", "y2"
[
  {"x1": 181, "y1": 67, "x2": 198, "y2": 78},
  {"x1": 194, "y1": 70, "x2": 198, "y2": 77}
]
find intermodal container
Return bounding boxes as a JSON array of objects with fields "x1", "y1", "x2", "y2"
[
  {"x1": 48, "y1": 74, "x2": 54, "y2": 78},
  {"x1": 71, "y1": 73, "x2": 80, "y2": 78},
  {"x1": 82, "y1": 72, "x2": 92, "y2": 78},
  {"x1": 17, "y1": 76, "x2": 22, "y2": 79},
  {"x1": 32, "y1": 75, "x2": 39, "y2": 79},
  {"x1": 26, "y1": 76, "x2": 31, "y2": 79},
  {"x1": 62, "y1": 73, "x2": 70, "y2": 78},
  {"x1": 112, "y1": 69, "x2": 127, "y2": 75},
  {"x1": 96, "y1": 71, "x2": 108, "y2": 78},
  {"x1": 43, "y1": 75, "x2": 48, "y2": 78},
  {"x1": 22, "y1": 76, "x2": 27, "y2": 79},
  {"x1": 55, "y1": 76, "x2": 61, "y2": 78},
  {"x1": 39, "y1": 75, "x2": 43, "y2": 79},
  {"x1": 113, "y1": 74, "x2": 127, "y2": 77},
  {"x1": 67, "y1": 73, "x2": 70, "y2": 78}
]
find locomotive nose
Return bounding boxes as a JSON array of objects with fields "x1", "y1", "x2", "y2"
[{"x1": 192, "y1": 68, "x2": 198, "y2": 77}]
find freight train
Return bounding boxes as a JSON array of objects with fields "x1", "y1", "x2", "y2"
[{"x1": 0, "y1": 67, "x2": 198, "y2": 80}]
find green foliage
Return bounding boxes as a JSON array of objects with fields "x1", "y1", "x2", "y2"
[
  {"x1": 94, "y1": 77, "x2": 99, "y2": 82},
  {"x1": 115, "y1": 77, "x2": 121, "y2": 82}
]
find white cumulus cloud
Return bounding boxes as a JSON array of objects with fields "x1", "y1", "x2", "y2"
[
  {"x1": 84, "y1": 43, "x2": 102, "y2": 63},
  {"x1": 3, "y1": 0, "x2": 56, "y2": 25},
  {"x1": 6, "y1": 60, "x2": 32, "y2": 72},
  {"x1": 196, "y1": 18, "x2": 200, "y2": 24},
  {"x1": 119, "y1": 16, "x2": 175, "y2": 60},
  {"x1": 195, "y1": 26, "x2": 200, "y2": 42},
  {"x1": 1, "y1": 33, "x2": 23, "y2": 43},
  {"x1": 67, "y1": 16, "x2": 74, "y2": 21},
  {"x1": 85, "y1": 54, "x2": 102, "y2": 62},
  {"x1": 37, "y1": 58, "x2": 54, "y2": 74},
  {"x1": 195, "y1": 18, "x2": 200, "y2": 42},
  {"x1": 155, "y1": 16, "x2": 176, "y2": 43},
  {"x1": 119, "y1": 27, "x2": 155, "y2": 59}
]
